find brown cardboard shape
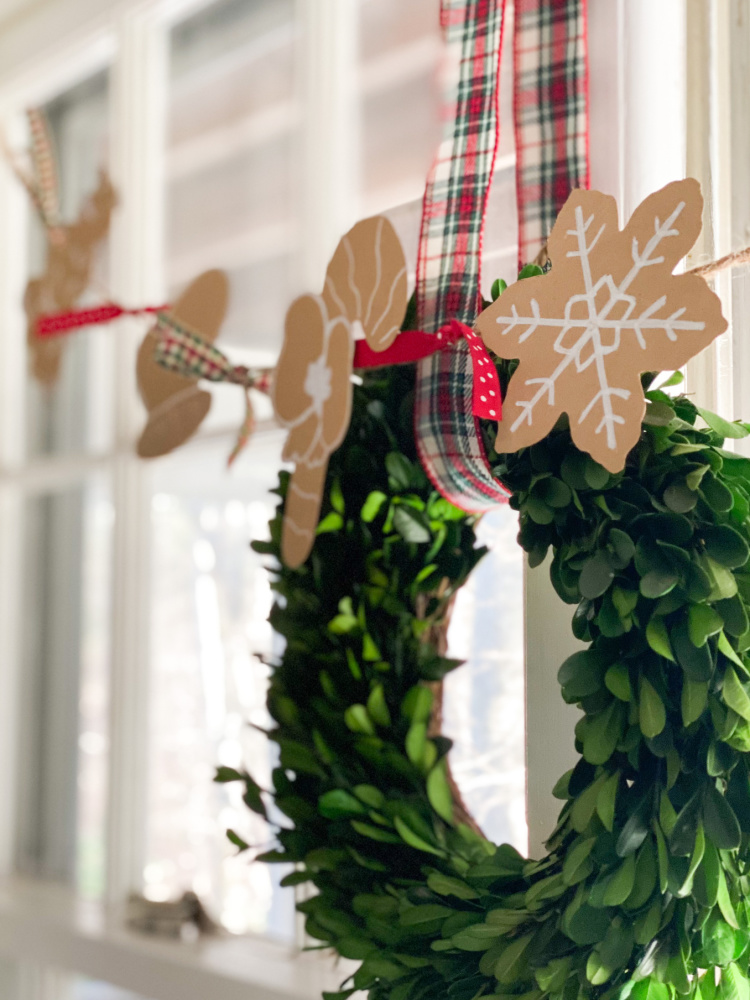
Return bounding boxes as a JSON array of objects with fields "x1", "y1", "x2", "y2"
[
  {"x1": 475, "y1": 179, "x2": 727, "y2": 472},
  {"x1": 25, "y1": 170, "x2": 117, "y2": 384},
  {"x1": 273, "y1": 294, "x2": 354, "y2": 567},
  {"x1": 322, "y1": 215, "x2": 407, "y2": 353},
  {"x1": 136, "y1": 269, "x2": 229, "y2": 459}
]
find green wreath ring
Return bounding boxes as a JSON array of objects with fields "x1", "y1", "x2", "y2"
[{"x1": 219, "y1": 266, "x2": 750, "y2": 1000}]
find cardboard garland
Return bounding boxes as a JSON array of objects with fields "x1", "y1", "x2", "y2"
[
  {"x1": 273, "y1": 215, "x2": 504, "y2": 566},
  {"x1": 476, "y1": 180, "x2": 727, "y2": 472}
]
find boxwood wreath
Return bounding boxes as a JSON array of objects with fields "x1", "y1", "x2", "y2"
[{"x1": 218, "y1": 268, "x2": 750, "y2": 1000}]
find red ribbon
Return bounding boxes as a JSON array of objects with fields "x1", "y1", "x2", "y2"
[
  {"x1": 354, "y1": 319, "x2": 502, "y2": 421},
  {"x1": 35, "y1": 307, "x2": 502, "y2": 422},
  {"x1": 35, "y1": 303, "x2": 168, "y2": 338}
]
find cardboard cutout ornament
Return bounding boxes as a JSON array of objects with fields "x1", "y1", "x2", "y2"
[
  {"x1": 8, "y1": 109, "x2": 118, "y2": 384},
  {"x1": 25, "y1": 170, "x2": 117, "y2": 385},
  {"x1": 136, "y1": 270, "x2": 229, "y2": 458},
  {"x1": 275, "y1": 215, "x2": 408, "y2": 567},
  {"x1": 322, "y1": 216, "x2": 408, "y2": 353},
  {"x1": 475, "y1": 179, "x2": 727, "y2": 472}
]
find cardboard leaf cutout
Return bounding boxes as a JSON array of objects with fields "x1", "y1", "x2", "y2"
[
  {"x1": 322, "y1": 216, "x2": 408, "y2": 353},
  {"x1": 136, "y1": 269, "x2": 229, "y2": 458},
  {"x1": 25, "y1": 170, "x2": 117, "y2": 384},
  {"x1": 475, "y1": 179, "x2": 727, "y2": 472},
  {"x1": 274, "y1": 294, "x2": 354, "y2": 568}
]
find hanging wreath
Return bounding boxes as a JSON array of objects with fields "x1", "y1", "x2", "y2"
[{"x1": 207, "y1": 4, "x2": 750, "y2": 1000}]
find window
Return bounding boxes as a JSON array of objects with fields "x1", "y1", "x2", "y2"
[{"x1": 0, "y1": 0, "x2": 676, "y2": 997}]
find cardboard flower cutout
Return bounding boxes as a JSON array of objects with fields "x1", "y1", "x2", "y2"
[
  {"x1": 322, "y1": 216, "x2": 408, "y2": 353},
  {"x1": 274, "y1": 296, "x2": 354, "y2": 568},
  {"x1": 275, "y1": 216, "x2": 408, "y2": 567},
  {"x1": 475, "y1": 179, "x2": 727, "y2": 472}
]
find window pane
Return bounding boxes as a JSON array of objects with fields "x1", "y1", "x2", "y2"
[
  {"x1": 145, "y1": 432, "x2": 294, "y2": 939},
  {"x1": 444, "y1": 508, "x2": 526, "y2": 852},
  {"x1": 25, "y1": 71, "x2": 113, "y2": 459},
  {"x1": 167, "y1": 0, "x2": 299, "y2": 361},
  {"x1": 15, "y1": 477, "x2": 112, "y2": 896}
]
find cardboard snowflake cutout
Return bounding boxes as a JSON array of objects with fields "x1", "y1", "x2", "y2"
[{"x1": 475, "y1": 179, "x2": 727, "y2": 472}]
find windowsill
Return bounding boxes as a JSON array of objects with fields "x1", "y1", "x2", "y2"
[{"x1": 0, "y1": 878, "x2": 345, "y2": 1000}]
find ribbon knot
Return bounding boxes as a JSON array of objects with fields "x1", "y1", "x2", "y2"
[{"x1": 153, "y1": 312, "x2": 273, "y2": 466}]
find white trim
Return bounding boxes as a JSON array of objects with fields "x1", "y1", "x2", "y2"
[
  {"x1": 0, "y1": 878, "x2": 343, "y2": 1000},
  {"x1": 105, "y1": 5, "x2": 168, "y2": 904}
]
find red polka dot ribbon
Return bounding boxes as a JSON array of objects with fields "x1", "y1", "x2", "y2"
[{"x1": 352, "y1": 319, "x2": 501, "y2": 422}]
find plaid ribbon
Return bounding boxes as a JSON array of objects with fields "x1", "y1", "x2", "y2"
[
  {"x1": 514, "y1": 0, "x2": 589, "y2": 267},
  {"x1": 27, "y1": 109, "x2": 62, "y2": 232},
  {"x1": 414, "y1": 0, "x2": 511, "y2": 510},
  {"x1": 154, "y1": 313, "x2": 272, "y2": 466},
  {"x1": 413, "y1": 0, "x2": 589, "y2": 510}
]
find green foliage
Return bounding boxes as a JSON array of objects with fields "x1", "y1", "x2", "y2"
[{"x1": 232, "y1": 265, "x2": 750, "y2": 1000}]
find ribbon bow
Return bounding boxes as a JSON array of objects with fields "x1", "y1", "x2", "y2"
[{"x1": 153, "y1": 312, "x2": 272, "y2": 466}]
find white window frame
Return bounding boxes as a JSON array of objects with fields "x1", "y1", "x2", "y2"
[{"x1": 0, "y1": 0, "x2": 695, "y2": 996}]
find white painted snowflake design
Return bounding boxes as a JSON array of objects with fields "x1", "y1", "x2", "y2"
[{"x1": 475, "y1": 179, "x2": 727, "y2": 472}]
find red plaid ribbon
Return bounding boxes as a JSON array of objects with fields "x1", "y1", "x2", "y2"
[
  {"x1": 414, "y1": 0, "x2": 511, "y2": 510},
  {"x1": 413, "y1": 0, "x2": 589, "y2": 510},
  {"x1": 514, "y1": 0, "x2": 589, "y2": 266}
]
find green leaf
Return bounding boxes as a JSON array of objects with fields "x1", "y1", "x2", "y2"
[
  {"x1": 226, "y1": 828, "x2": 249, "y2": 852},
  {"x1": 344, "y1": 704, "x2": 375, "y2": 735},
  {"x1": 719, "y1": 631, "x2": 746, "y2": 670},
  {"x1": 702, "y1": 912, "x2": 736, "y2": 965},
  {"x1": 672, "y1": 619, "x2": 714, "y2": 680},
  {"x1": 426, "y1": 871, "x2": 478, "y2": 900},
  {"x1": 317, "y1": 511, "x2": 343, "y2": 534},
  {"x1": 519, "y1": 263, "x2": 544, "y2": 279},
  {"x1": 361, "y1": 491, "x2": 388, "y2": 523},
  {"x1": 689, "y1": 604, "x2": 724, "y2": 646},
  {"x1": 605, "y1": 663, "x2": 632, "y2": 701},
  {"x1": 558, "y1": 649, "x2": 607, "y2": 700},
  {"x1": 639, "y1": 677, "x2": 666, "y2": 738},
  {"x1": 671, "y1": 791, "x2": 701, "y2": 855},
  {"x1": 350, "y1": 821, "x2": 401, "y2": 844},
  {"x1": 405, "y1": 722, "x2": 427, "y2": 764},
  {"x1": 646, "y1": 616, "x2": 675, "y2": 661},
  {"x1": 682, "y1": 678, "x2": 708, "y2": 726},
  {"x1": 491, "y1": 277, "x2": 507, "y2": 300},
  {"x1": 597, "y1": 772, "x2": 619, "y2": 832},
  {"x1": 393, "y1": 505, "x2": 431, "y2": 544},
  {"x1": 704, "y1": 782, "x2": 741, "y2": 850},
  {"x1": 720, "y1": 964, "x2": 750, "y2": 1000},
  {"x1": 426, "y1": 761, "x2": 454, "y2": 823},
  {"x1": 582, "y1": 699, "x2": 624, "y2": 764},
  {"x1": 215, "y1": 766, "x2": 244, "y2": 784},
  {"x1": 617, "y1": 795, "x2": 652, "y2": 857},
  {"x1": 717, "y1": 867, "x2": 740, "y2": 929},
  {"x1": 664, "y1": 480, "x2": 698, "y2": 513},
  {"x1": 695, "y1": 838, "x2": 720, "y2": 907},
  {"x1": 579, "y1": 551, "x2": 616, "y2": 599},
  {"x1": 585, "y1": 458, "x2": 610, "y2": 490},
  {"x1": 696, "y1": 406, "x2": 750, "y2": 439},
  {"x1": 630, "y1": 978, "x2": 670, "y2": 1000},
  {"x1": 562, "y1": 836, "x2": 596, "y2": 885},
  {"x1": 366, "y1": 683, "x2": 391, "y2": 726},
  {"x1": 400, "y1": 903, "x2": 453, "y2": 927},
  {"x1": 318, "y1": 789, "x2": 368, "y2": 819},
  {"x1": 701, "y1": 474, "x2": 736, "y2": 514},
  {"x1": 393, "y1": 816, "x2": 444, "y2": 856},
  {"x1": 704, "y1": 525, "x2": 750, "y2": 569},
  {"x1": 603, "y1": 853, "x2": 636, "y2": 905},
  {"x1": 723, "y1": 667, "x2": 750, "y2": 722},
  {"x1": 385, "y1": 452, "x2": 415, "y2": 489},
  {"x1": 640, "y1": 567, "x2": 679, "y2": 599}
]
